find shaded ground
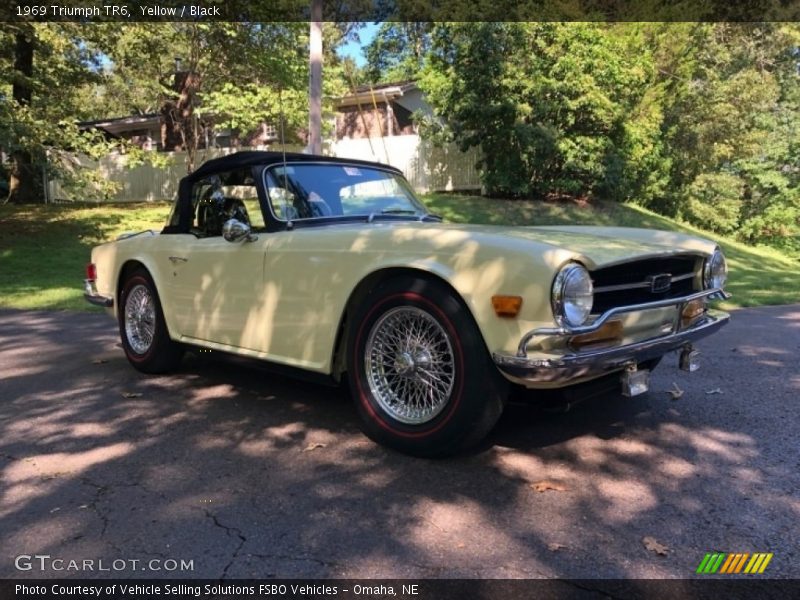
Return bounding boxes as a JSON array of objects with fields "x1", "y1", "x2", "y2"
[{"x1": 0, "y1": 306, "x2": 798, "y2": 579}]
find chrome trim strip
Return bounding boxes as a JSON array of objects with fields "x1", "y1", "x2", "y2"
[
  {"x1": 83, "y1": 279, "x2": 114, "y2": 308},
  {"x1": 116, "y1": 230, "x2": 156, "y2": 241},
  {"x1": 493, "y1": 309, "x2": 730, "y2": 385},
  {"x1": 516, "y1": 288, "x2": 730, "y2": 358},
  {"x1": 593, "y1": 271, "x2": 695, "y2": 294}
]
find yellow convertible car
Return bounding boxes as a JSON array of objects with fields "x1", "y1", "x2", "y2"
[{"x1": 85, "y1": 152, "x2": 730, "y2": 456}]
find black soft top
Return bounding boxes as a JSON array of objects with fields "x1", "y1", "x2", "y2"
[
  {"x1": 184, "y1": 151, "x2": 402, "y2": 185},
  {"x1": 167, "y1": 151, "x2": 405, "y2": 234}
]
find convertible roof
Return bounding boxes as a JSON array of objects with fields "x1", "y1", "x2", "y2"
[{"x1": 186, "y1": 150, "x2": 403, "y2": 182}]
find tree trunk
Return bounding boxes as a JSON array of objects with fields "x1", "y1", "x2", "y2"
[
  {"x1": 307, "y1": 0, "x2": 323, "y2": 155},
  {"x1": 8, "y1": 27, "x2": 42, "y2": 204},
  {"x1": 8, "y1": 150, "x2": 41, "y2": 204}
]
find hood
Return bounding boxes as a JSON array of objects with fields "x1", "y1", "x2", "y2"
[
  {"x1": 500, "y1": 225, "x2": 717, "y2": 268},
  {"x1": 378, "y1": 222, "x2": 713, "y2": 268},
  {"x1": 274, "y1": 220, "x2": 718, "y2": 271}
]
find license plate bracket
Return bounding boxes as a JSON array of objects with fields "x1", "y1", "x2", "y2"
[{"x1": 621, "y1": 366, "x2": 650, "y2": 397}]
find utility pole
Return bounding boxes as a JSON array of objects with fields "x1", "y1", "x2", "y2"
[{"x1": 308, "y1": 0, "x2": 323, "y2": 155}]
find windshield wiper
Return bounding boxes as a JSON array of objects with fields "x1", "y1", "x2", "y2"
[
  {"x1": 366, "y1": 209, "x2": 442, "y2": 223},
  {"x1": 381, "y1": 208, "x2": 418, "y2": 215},
  {"x1": 366, "y1": 209, "x2": 417, "y2": 223}
]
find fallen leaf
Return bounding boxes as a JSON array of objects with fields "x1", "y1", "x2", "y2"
[
  {"x1": 705, "y1": 388, "x2": 723, "y2": 395},
  {"x1": 121, "y1": 392, "x2": 142, "y2": 398},
  {"x1": 667, "y1": 382, "x2": 684, "y2": 400},
  {"x1": 530, "y1": 480, "x2": 568, "y2": 493},
  {"x1": 91, "y1": 359, "x2": 108, "y2": 365},
  {"x1": 548, "y1": 543, "x2": 567, "y2": 552},
  {"x1": 642, "y1": 536, "x2": 669, "y2": 556},
  {"x1": 302, "y1": 442, "x2": 326, "y2": 452}
]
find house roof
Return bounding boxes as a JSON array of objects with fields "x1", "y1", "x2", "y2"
[
  {"x1": 78, "y1": 113, "x2": 161, "y2": 136},
  {"x1": 337, "y1": 81, "x2": 418, "y2": 108}
]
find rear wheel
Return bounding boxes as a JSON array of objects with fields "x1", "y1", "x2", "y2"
[
  {"x1": 347, "y1": 276, "x2": 507, "y2": 457},
  {"x1": 118, "y1": 269, "x2": 183, "y2": 373}
]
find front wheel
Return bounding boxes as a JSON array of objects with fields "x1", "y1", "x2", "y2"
[
  {"x1": 347, "y1": 276, "x2": 507, "y2": 457},
  {"x1": 118, "y1": 269, "x2": 183, "y2": 374}
]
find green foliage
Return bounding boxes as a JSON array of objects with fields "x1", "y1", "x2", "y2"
[
  {"x1": 685, "y1": 173, "x2": 744, "y2": 235},
  {"x1": 198, "y1": 23, "x2": 347, "y2": 145},
  {"x1": 418, "y1": 22, "x2": 800, "y2": 250},
  {"x1": 364, "y1": 23, "x2": 431, "y2": 84},
  {"x1": 0, "y1": 23, "x2": 172, "y2": 202},
  {"x1": 2, "y1": 22, "x2": 350, "y2": 200},
  {"x1": 420, "y1": 23, "x2": 652, "y2": 199}
]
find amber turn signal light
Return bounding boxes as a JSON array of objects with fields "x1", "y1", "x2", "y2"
[
  {"x1": 569, "y1": 319, "x2": 623, "y2": 350},
  {"x1": 491, "y1": 295, "x2": 523, "y2": 318},
  {"x1": 681, "y1": 299, "x2": 705, "y2": 328}
]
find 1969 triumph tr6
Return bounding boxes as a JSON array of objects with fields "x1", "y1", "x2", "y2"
[{"x1": 85, "y1": 151, "x2": 730, "y2": 456}]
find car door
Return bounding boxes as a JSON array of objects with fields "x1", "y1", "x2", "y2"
[
  {"x1": 168, "y1": 236, "x2": 270, "y2": 346},
  {"x1": 166, "y1": 169, "x2": 271, "y2": 347}
]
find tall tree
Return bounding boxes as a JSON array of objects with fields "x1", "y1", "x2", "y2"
[
  {"x1": 104, "y1": 23, "x2": 345, "y2": 172},
  {"x1": 364, "y1": 23, "x2": 432, "y2": 83},
  {"x1": 418, "y1": 22, "x2": 800, "y2": 248},
  {"x1": 419, "y1": 22, "x2": 650, "y2": 198},
  {"x1": 0, "y1": 23, "x2": 113, "y2": 203},
  {"x1": 8, "y1": 25, "x2": 36, "y2": 203}
]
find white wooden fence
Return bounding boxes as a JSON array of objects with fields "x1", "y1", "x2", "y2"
[
  {"x1": 331, "y1": 136, "x2": 482, "y2": 194},
  {"x1": 47, "y1": 135, "x2": 482, "y2": 202}
]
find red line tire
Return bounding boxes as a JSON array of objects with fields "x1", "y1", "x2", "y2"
[
  {"x1": 118, "y1": 269, "x2": 183, "y2": 374},
  {"x1": 347, "y1": 276, "x2": 507, "y2": 457}
]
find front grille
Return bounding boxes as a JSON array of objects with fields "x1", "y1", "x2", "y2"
[{"x1": 591, "y1": 256, "x2": 700, "y2": 314}]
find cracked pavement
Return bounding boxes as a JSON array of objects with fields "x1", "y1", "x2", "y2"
[{"x1": 0, "y1": 306, "x2": 798, "y2": 579}]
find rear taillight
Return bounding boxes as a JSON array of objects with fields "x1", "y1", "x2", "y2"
[{"x1": 86, "y1": 263, "x2": 97, "y2": 281}]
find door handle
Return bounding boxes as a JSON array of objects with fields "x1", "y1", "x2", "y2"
[{"x1": 168, "y1": 256, "x2": 188, "y2": 264}]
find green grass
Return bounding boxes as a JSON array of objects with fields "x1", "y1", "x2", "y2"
[
  {"x1": 0, "y1": 202, "x2": 170, "y2": 311},
  {"x1": 0, "y1": 196, "x2": 797, "y2": 311}
]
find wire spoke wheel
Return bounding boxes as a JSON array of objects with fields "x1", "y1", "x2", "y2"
[
  {"x1": 124, "y1": 284, "x2": 156, "y2": 355},
  {"x1": 364, "y1": 306, "x2": 456, "y2": 424}
]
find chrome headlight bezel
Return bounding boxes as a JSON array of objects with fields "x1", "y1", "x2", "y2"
[
  {"x1": 703, "y1": 248, "x2": 728, "y2": 291},
  {"x1": 552, "y1": 263, "x2": 594, "y2": 328}
]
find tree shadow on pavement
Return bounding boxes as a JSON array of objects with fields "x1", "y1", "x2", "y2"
[{"x1": 0, "y1": 307, "x2": 798, "y2": 580}]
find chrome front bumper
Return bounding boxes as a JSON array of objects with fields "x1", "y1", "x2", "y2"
[
  {"x1": 493, "y1": 289, "x2": 730, "y2": 386},
  {"x1": 84, "y1": 279, "x2": 114, "y2": 308}
]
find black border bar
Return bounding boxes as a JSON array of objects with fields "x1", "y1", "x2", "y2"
[
  {"x1": 2, "y1": 0, "x2": 800, "y2": 22},
  {"x1": 2, "y1": 579, "x2": 799, "y2": 600}
]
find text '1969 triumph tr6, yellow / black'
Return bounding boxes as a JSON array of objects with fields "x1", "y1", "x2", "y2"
[{"x1": 85, "y1": 151, "x2": 730, "y2": 456}]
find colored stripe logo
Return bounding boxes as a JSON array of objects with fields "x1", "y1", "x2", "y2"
[{"x1": 696, "y1": 553, "x2": 773, "y2": 574}]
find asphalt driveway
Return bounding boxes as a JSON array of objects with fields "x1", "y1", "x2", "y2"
[{"x1": 1, "y1": 305, "x2": 798, "y2": 579}]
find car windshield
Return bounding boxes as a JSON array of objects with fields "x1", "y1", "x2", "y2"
[{"x1": 264, "y1": 163, "x2": 427, "y2": 221}]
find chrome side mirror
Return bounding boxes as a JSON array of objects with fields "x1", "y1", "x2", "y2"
[{"x1": 222, "y1": 219, "x2": 257, "y2": 243}]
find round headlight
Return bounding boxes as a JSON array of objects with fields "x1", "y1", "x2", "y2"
[
  {"x1": 552, "y1": 263, "x2": 594, "y2": 327},
  {"x1": 703, "y1": 248, "x2": 728, "y2": 290}
]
